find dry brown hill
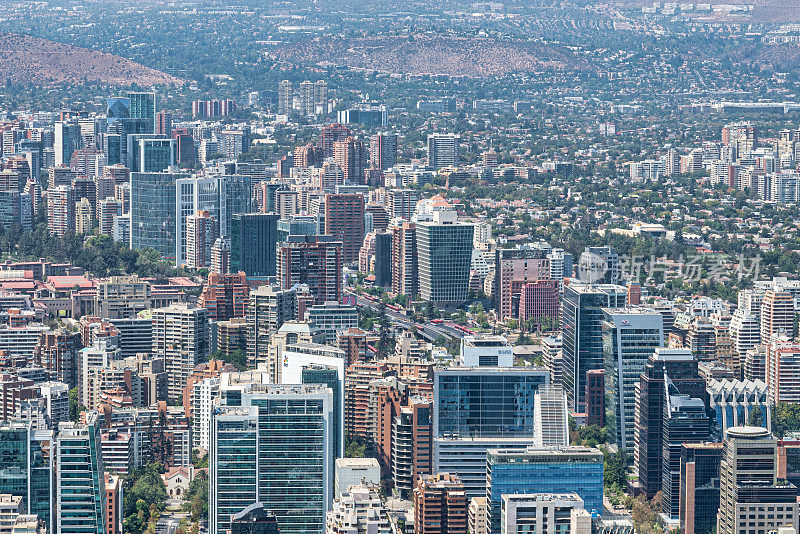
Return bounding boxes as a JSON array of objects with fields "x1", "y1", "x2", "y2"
[
  {"x1": 270, "y1": 35, "x2": 583, "y2": 77},
  {"x1": 0, "y1": 33, "x2": 185, "y2": 86}
]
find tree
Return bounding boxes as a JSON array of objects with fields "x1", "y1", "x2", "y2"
[
  {"x1": 123, "y1": 463, "x2": 168, "y2": 534},
  {"x1": 772, "y1": 402, "x2": 800, "y2": 439},
  {"x1": 603, "y1": 449, "x2": 628, "y2": 489},
  {"x1": 187, "y1": 471, "x2": 208, "y2": 522},
  {"x1": 747, "y1": 405, "x2": 764, "y2": 427},
  {"x1": 68, "y1": 387, "x2": 84, "y2": 421}
]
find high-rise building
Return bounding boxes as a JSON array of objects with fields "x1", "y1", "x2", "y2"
[
  {"x1": 426, "y1": 134, "x2": 459, "y2": 168},
  {"x1": 210, "y1": 384, "x2": 334, "y2": 534},
  {"x1": 174, "y1": 175, "x2": 222, "y2": 266},
  {"x1": 729, "y1": 310, "x2": 760, "y2": 372},
  {"x1": 185, "y1": 210, "x2": 218, "y2": 269},
  {"x1": 198, "y1": 272, "x2": 249, "y2": 322},
  {"x1": 128, "y1": 92, "x2": 157, "y2": 134},
  {"x1": 722, "y1": 122, "x2": 757, "y2": 159},
  {"x1": 386, "y1": 189, "x2": 418, "y2": 221},
  {"x1": 433, "y1": 367, "x2": 549, "y2": 497},
  {"x1": 760, "y1": 290, "x2": 794, "y2": 342},
  {"x1": 326, "y1": 484, "x2": 390, "y2": 534},
  {"x1": 468, "y1": 497, "x2": 489, "y2": 534},
  {"x1": 278, "y1": 81, "x2": 293, "y2": 115},
  {"x1": 0, "y1": 421, "x2": 53, "y2": 530},
  {"x1": 661, "y1": 392, "x2": 710, "y2": 521},
  {"x1": 578, "y1": 246, "x2": 620, "y2": 285},
  {"x1": 75, "y1": 197, "x2": 92, "y2": 235},
  {"x1": 560, "y1": 283, "x2": 627, "y2": 412},
  {"x1": 34, "y1": 329, "x2": 81, "y2": 388},
  {"x1": 635, "y1": 348, "x2": 707, "y2": 499},
  {"x1": 230, "y1": 213, "x2": 279, "y2": 278},
  {"x1": 56, "y1": 414, "x2": 107, "y2": 534},
  {"x1": 493, "y1": 247, "x2": 550, "y2": 321},
  {"x1": 319, "y1": 124, "x2": 351, "y2": 158},
  {"x1": 585, "y1": 369, "x2": 604, "y2": 427},
  {"x1": 130, "y1": 171, "x2": 191, "y2": 260},
  {"x1": 533, "y1": 386, "x2": 569, "y2": 447},
  {"x1": 417, "y1": 211, "x2": 474, "y2": 307},
  {"x1": 601, "y1": 308, "x2": 664, "y2": 450},
  {"x1": 333, "y1": 138, "x2": 368, "y2": 184},
  {"x1": 54, "y1": 120, "x2": 82, "y2": 167},
  {"x1": 137, "y1": 138, "x2": 175, "y2": 173},
  {"x1": 486, "y1": 446, "x2": 604, "y2": 534},
  {"x1": 680, "y1": 443, "x2": 723, "y2": 534},
  {"x1": 156, "y1": 111, "x2": 173, "y2": 136},
  {"x1": 47, "y1": 185, "x2": 75, "y2": 237},
  {"x1": 370, "y1": 133, "x2": 398, "y2": 170},
  {"x1": 391, "y1": 222, "x2": 418, "y2": 297},
  {"x1": 98, "y1": 198, "x2": 122, "y2": 237},
  {"x1": 152, "y1": 304, "x2": 210, "y2": 402},
  {"x1": 324, "y1": 194, "x2": 364, "y2": 264},
  {"x1": 413, "y1": 473, "x2": 467, "y2": 534},
  {"x1": 276, "y1": 235, "x2": 343, "y2": 305},
  {"x1": 765, "y1": 341, "x2": 800, "y2": 404},
  {"x1": 246, "y1": 285, "x2": 297, "y2": 368},
  {"x1": 717, "y1": 426, "x2": 799, "y2": 534}
]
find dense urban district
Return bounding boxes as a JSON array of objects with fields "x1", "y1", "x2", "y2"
[{"x1": 6, "y1": 2, "x2": 800, "y2": 534}]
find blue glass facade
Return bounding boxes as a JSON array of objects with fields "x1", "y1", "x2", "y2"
[
  {"x1": 56, "y1": 417, "x2": 106, "y2": 534},
  {"x1": 486, "y1": 447, "x2": 604, "y2": 534},
  {"x1": 435, "y1": 368, "x2": 549, "y2": 439},
  {"x1": 211, "y1": 386, "x2": 333, "y2": 534}
]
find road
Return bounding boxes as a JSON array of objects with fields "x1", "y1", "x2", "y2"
[
  {"x1": 156, "y1": 517, "x2": 180, "y2": 534},
  {"x1": 347, "y1": 289, "x2": 467, "y2": 342}
]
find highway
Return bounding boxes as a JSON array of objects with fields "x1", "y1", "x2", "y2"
[{"x1": 347, "y1": 289, "x2": 468, "y2": 342}]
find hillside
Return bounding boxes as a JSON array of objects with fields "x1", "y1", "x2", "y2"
[
  {"x1": 0, "y1": 33, "x2": 184, "y2": 86},
  {"x1": 270, "y1": 35, "x2": 582, "y2": 77}
]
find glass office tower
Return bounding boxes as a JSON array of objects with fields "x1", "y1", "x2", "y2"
[
  {"x1": 210, "y1": 384, "x2": 334, "y2": 534},
  {"x1": 433, "y1": 367, "x2": 549, "y2": 498},
  {"x1": 486, "y1": 446, "x2": 604, "y2": 534}
]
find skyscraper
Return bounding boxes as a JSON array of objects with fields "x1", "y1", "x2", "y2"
[
  {"x1": 717, "y1": 426, "x2": 799, "y2": 534},
  {"x1": 246, "y1": 285, "x2": 297, "y2": 368},
  {"x1": 277, "y1": 235, "x2": 343, "y2": 305},
  {"x1": 635, "y1": 348, "x2": 707, "y2": 499},
  {"x1": 333, "y1": 137, "x2": 368, "y2": 184},
  {"x1": 185, "y1": 210, "x2": 219, "y2": 269},
  {"x1": 47, "y1": 185, "x2": 75, "y2": 237},
  {"x1": 426, "y1": 133, "x2": 459, "y2": 168},
  {"x1": 416, "y1": 211, "x2": 474, "y2": 307},
  {"x1": 210, "y1": 384, "x2": 334, "y2": 534},
  {"x1": 138, "y1": 138, "x2": 175, "y2": 173},
  {"x1": 493, "y1": 247, "x2": 550, "y2": 321},
  {"x1": 434, "y1": 367, "x2": 550, "y2": 497},
  {"x1": 152, "y1": 304, "x2": 210, "y2": 402},
  {"x1": 601, "y1": 308, "x2": 664, "y2": 450},
  {"x1": 486, "y1": 446, "x2": 604, "y2": 534},
  {"x1": 0, "y1": 421, "x2": 53, "y2": 530},
  {"x1": 391, "y1": 221, "x2": 418, "y2": 297},
  {"x1": 680, "y1": 443, "x2": 723, "y2": 534},
  {"x1": 560, "y1": 283, "x2": 627, "y2": 412},
  {"x1": 230, "y1": 213, "x2": 279, "y2": 277},
  {"x1": 760, "y1": 290, "x2": 794, "y2": 342},
  {"x1": 278, "y1": 80, "x2": 293, "y2": 115},
  {"x1": 370, "y1": 133, "x2": 398, "y2": 170},
  {"x1": 130, "y1": 171, "x2": 191, "y2": 260},
  {"x1": 56, "y1": 414, "x2": 107, "y2": 534},
  {"x1": 661, "y1": 391, "x2": 709, "y2": 522},
  {"x1": 324, "y1": 194, "x2": 365, "y2": 263},
  {"x1": 128, "y1": 91, "x2": 157, "y2": 134}
]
